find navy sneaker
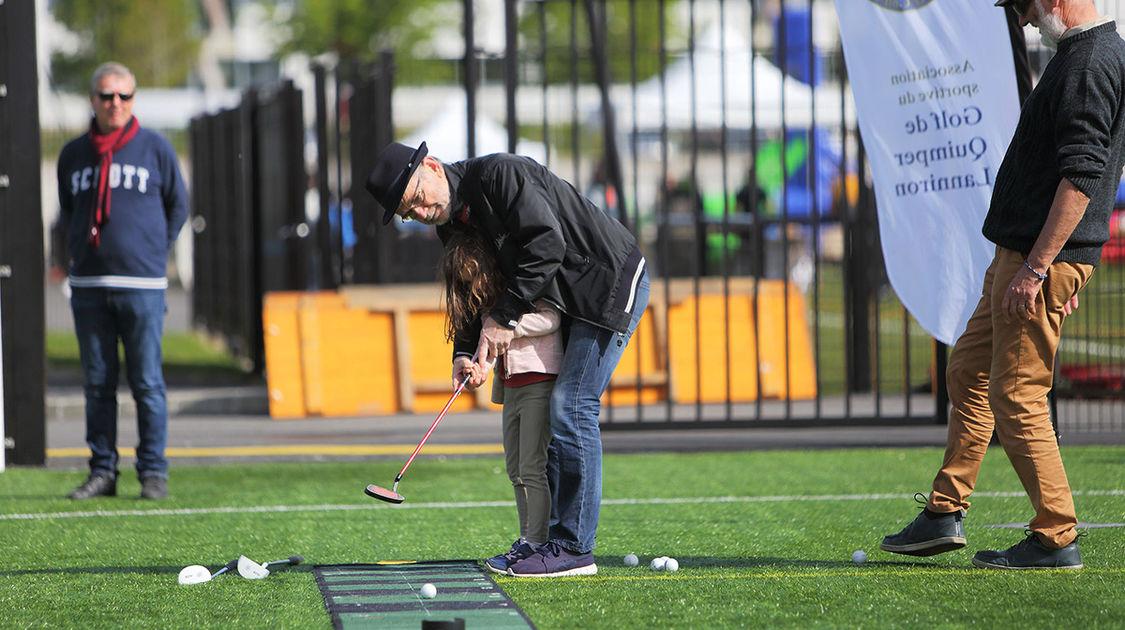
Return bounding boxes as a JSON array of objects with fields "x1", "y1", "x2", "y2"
[
  {"x1": 880, "y1": 493, "x2": 967, "y2": 557},
  {"x1": 506, "y1": 541, "x2": 597, "y2": 577},
  {"x1": 485, "y1": 540, "x2": 537, "y2": 574},
  {"x1": 972, "y1": 531, "x2": 1083, "y2": 570}
]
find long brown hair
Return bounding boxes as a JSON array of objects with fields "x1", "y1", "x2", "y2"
[{"x1": 440, "y1": 225, "x2": 503, "y2": 342}]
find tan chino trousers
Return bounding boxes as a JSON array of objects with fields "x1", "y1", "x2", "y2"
[{"x1": 928, "y1": 246, "x2": 1092, "y2": 548}]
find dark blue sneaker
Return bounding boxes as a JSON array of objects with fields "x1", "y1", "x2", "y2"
[
  {"x1": 485, "y1": 540, "x2": 537, "y2": 574},
  {"x1": 972, "y1": 531, "x2": 1083, "y2": 570},
  {"x1": 506, "y1": 541, "x2": 597, "y2": 577},
  {"x1": 881, "y1": 493, "x2": 967, "y2": 557}
]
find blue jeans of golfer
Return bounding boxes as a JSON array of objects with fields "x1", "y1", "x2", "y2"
[
  {"x1": 71, "y1": 287, "x2": 169, "y2": 479},
  {"x1": 547, "y1": 269, "x2": 649, "y2": 553}
]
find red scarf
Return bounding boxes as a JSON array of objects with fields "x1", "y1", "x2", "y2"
[{"x1": 88, "y1": 116, "x2": 140, "y2": 245}]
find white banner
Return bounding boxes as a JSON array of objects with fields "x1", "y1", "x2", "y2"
[{"x1": 836, "y1": 0, "x2": 1020, "y2": 344}]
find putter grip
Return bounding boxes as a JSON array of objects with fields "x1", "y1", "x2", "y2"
[
  {"x1": 289, "y1": 555, "x2": 303, "y2": 565},
  {"x1": 213, "y1": 558, "x2": 238, "y2": 576}
]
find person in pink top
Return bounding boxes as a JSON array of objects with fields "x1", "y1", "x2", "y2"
[{"x1": 439, "y1": 224, "x2": 563, "y2": 575}]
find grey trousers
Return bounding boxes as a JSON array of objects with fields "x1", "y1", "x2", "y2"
[{"x1": 498, "y1": 379, "x2": 555, "y2": 544}]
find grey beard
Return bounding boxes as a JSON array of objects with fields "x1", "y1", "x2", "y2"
[
  {"x1": 1039, "y1": 28, "x2": 1059, "y2": 49},
  {"x1": 1036, "y1": 10, "x2": 1068, "y2": 50}
]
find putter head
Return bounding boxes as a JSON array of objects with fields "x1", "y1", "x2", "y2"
[
  {"x1": 365, "y1": 484, "x2": 405, "y2": 504},
  {"x1": 177, "y1": 564, "x2": 212, "y2": 585},
  {"x1": 237, "y1": 555, "x2": 270, "y2": 579}
]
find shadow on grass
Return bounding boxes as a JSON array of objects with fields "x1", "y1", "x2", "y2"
[
  {"x1": 591, "y1": 555, "x2": 955, "y2": 570},
  {"x1": 0, "y1": 564, "x2": 315, "y2": 578}
]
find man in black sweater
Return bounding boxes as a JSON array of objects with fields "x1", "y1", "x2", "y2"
[{"x1": 882, "y1": 0, "x2": 1125, "y2": 569}]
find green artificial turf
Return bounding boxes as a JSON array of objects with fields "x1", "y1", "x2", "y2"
[
  {"x1": 2, "y1": 447, "x2": 1123, "y2": 628},
  {"x1": 46, "y1": 330, "x2": 256, "y2": 385}
]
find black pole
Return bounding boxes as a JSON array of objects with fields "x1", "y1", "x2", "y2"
[
  {"x1": 583, "y1": 0, "x2": 627, "y2": 226},
  {"x1": 934, "y1": 340, "x2": 948, "y2": 424},
  {"x1": 0, "y1": 0, "x2": 46, "y2": 465},
  {"x1": 1004, "y1": 7, "x2": 1034, "y2": 103},
  {"x1": 313, "y1": 64, "x2": 337, "y2": 289},
  {"x1": 848, "y1": 141, "x2": 874, "y2": 393},
  {"x1": 463, "y1": 0, "x2": 478, "y2": 157},
  {"x1": 504, "y1": 0, "x2": 519, "y2": 154},
  {"x1": 333, "y1": 65, "x2": 348, "y2": 284}
]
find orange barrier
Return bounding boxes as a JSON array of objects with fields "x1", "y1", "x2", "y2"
[
  {"x1": 605, "y1": 278, "x2": 816, "y2": 405},
  {"x1": 263, "y1": 278, "x2": 816, "y2": 418}
]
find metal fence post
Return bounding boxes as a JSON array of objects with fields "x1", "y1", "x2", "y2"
[
  {"x1": 314, "y1": 64, "x2": 339, "y2": 290},
  {"x1": 0, "y1": 0, "x2": 45, "y2": 466},
  {"x1": 464, "y1": 0, "x2": 477, "y2": 158}
]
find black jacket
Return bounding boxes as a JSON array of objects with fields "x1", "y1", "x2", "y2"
[{"x1": 438, "y1": 154, "x2": 644, "y2": 357}]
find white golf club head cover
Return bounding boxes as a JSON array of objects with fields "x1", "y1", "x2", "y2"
[
  {"x1": 236, "y1": 555, "x2": 270, "y2": 579},
  {"x1": 177, "y1": 565, "x2": 212, "y2": 585}
]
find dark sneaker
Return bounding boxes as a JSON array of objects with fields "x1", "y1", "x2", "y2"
[
  {"x1": 140, "y1": 475, "x2": 168, "y2": 500},
  {"x1": 881, "y1": 493, "x2": 966, "y2": 556},
  {"x1": 506, "y1": 541, "x2": 597, "y2": 577},
  {"x1": 485, "y1": 540, "x2": 537, "y2": 574},
  {"x1": 972, "y1": 531, "x2": 1083, "y2": 570},
  {"x1": 67, "y1": 473, "x2": 116, "y2": 499}
]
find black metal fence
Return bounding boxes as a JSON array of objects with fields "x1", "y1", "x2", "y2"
[
  {"x1": 188, "y1": 0, "x2": 1123, "y2": 432},
  {"x1": 189, "y1": 80, "x2": 310, "y2": 372}
]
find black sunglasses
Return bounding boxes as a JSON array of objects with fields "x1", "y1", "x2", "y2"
[{"x1": 96, "y1": 92, "x2": 134, "y2": 102}]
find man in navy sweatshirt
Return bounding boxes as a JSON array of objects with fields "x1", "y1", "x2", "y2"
[
  {"x1": 57, "y1": 62, "x2": 189, "y2": 500},
  {"x1": 882, "y1": 0, "x2": 1125, "y2": 569}
]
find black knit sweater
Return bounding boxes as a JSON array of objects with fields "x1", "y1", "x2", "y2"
[{"x1": 983, "y1": 21, "x2": 1125, "y2": 266}]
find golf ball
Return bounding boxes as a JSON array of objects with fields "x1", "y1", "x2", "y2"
[
  {"x1": 650, "y1": 556, "x2": 666, "y2": 571},
  {"x1": 851, "y1": 550, "x2": 867, "y2": 564},
  {"x1": 664, "y1": 557, "x2": 679, "y2": 572},
  {"x1": 420, "y1": 583, "x2": 437, "y2": 599},
  {"x1": 624, "y1": 553, "x2": 639, "y2": 567}
]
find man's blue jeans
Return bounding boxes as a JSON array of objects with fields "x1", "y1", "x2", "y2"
[
  {"x1": 547, "y1": 269, "x2": 649, "y2": 553},
  {"x1": 70, "y1": 287, "x2": 168, "y2": 479}
]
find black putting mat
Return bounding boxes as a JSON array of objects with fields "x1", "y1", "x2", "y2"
[{"x1": 314, "y1": 561, "x2": 535, "y2": 629}]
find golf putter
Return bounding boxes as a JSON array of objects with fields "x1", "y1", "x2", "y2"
[
  {"x1": 208, "y1": 557, "x2": 240, "y2": 579},
  {"x1": 365, "y1": 353, "x2": 491, "y2": 504},
  {"x1": 263, "y1": 555, "x2": 303, "y2": 571},
  {"x1": 236, "y1": 555, "x2": 269, "y2": 579},
  {"x1": 177, "y1": 558, "x2": 238, "y2": 585},
  {"x1": 236, "y1": 554, "x2": 303, "y2": 580}
]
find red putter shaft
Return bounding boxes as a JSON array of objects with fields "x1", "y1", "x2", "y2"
[
  {"x1": 366, "y1": 354, "x2": 493, "y2": 503},
  {"x1": 391, "y1": 376, "x2": 469, "y2": 490}
]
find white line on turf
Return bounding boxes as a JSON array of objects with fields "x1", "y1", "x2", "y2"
[{"x1": 2, "y1": 489, "x2": 1123, "y2": 521}]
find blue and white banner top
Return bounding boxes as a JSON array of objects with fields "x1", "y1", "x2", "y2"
[{"x1": 836, "y1": 0, "x2": 1020, "y2": 344}]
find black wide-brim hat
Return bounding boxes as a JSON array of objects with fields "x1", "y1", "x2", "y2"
[{"x1": 365, "y1": 141, "x2": 428, "y2": 225}]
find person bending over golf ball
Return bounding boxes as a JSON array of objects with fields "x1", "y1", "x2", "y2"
[
  {"x1": 366, "y1": 141, "x2": 648, "y2": 577},
  {"x1": 439, "y1": 224, "x2": 564, "y2": 575}
]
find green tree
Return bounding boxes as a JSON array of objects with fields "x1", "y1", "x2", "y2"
[
  {"x1": 267, "y1": 0, "x2": 683, "y2": 87},
  {"x1": 267, "y1": 0, "x2": 448, "y2": 63},
  {"x1": 50, "y1": 0, "x2": 201, "y2": 92},
  {"x1": 519, "y1": 0, "x2": 686, "y2": 86}
]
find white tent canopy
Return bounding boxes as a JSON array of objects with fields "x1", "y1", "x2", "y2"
[
  {"x1": 608, "y1": 22, "x2": 853, "y2": 131},
  {"x1": 399, "y1": 93, "x2": 547, "y2": 163}
]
